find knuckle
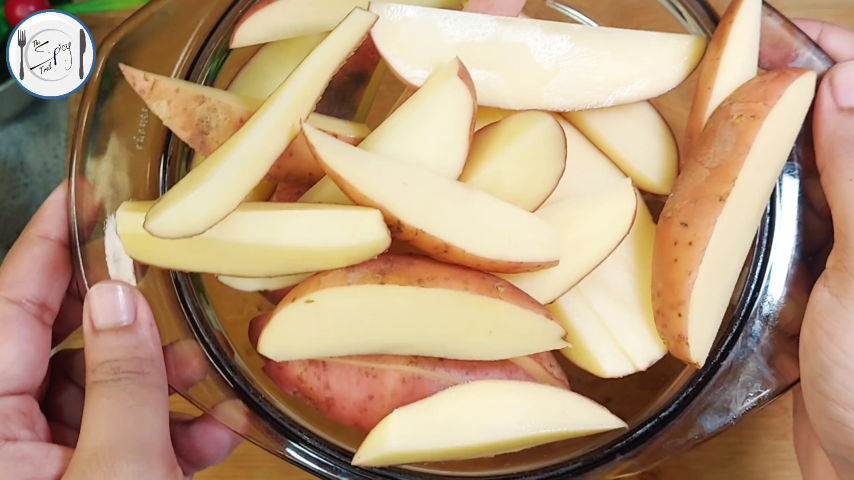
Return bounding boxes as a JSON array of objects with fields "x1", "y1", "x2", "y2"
[{"x1": 86, "y1": 356, "x2": 161, "y2": 389}]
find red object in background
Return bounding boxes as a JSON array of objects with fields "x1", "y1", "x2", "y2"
[{"x1": 5, "y1": 0, "x2": 52, "y2": 28}]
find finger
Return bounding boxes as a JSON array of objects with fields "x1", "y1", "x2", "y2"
[
  {"x1": 793, "y1": 19, "x2": 854, "y2": 63},
  {"x1": 68, "y1": 281, "x2": 178, "y2": 478},
  {"x1": 170, "y1": 402, "x2": 247, "y2": 477},
  {"x1": 49, "y1": 422, "x2": 80, "y2": 448},
  {"x1": 0, "y1": 182, "x2": 72, "y2": 397},
  {"x1": 42, "y1": 349, "x2": 86, "y2": 432},
  {"x1": 0, "y1": 442, "x2": 73, "y2": 480},
  {"x1": 164, "y1": 340, "x2": 209, "y2": 395},
  {"x1": 52, "y1": 293, "x2": 84, "y2": 347},
  {"x1": 813, "y1": 61, "x2": 854, "y2": 244},
  {"x1": 792, "y1": 386, "x2": 839, "y2": 480}
]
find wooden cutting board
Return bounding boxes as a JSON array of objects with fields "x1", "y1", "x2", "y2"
[{"x1": 66, "y1": 1, "x2": 853, "y2": 478}]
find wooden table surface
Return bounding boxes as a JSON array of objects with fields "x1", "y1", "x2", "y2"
[{"x1": 65, "y1": 1, "x2": 854, "y2": 478}]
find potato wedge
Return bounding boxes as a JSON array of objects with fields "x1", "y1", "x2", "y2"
[
  {"x1": 298, "y1": 57, "x2": 476, "y2": 205},
  {"x1": 218, "y1": 274, "x2": 313, "y2": 292},
  {"x1": 353, "y1": 380, "x2": 626, "y2": 467},
  {"x1": 117, "y1": 201, "x2": 391, "y2": 277},
  {"x1": 369, "y1": 3, "x2": 706, "y2": 110},
  {"x1": 563, "y1": 102, "x2": 678, "y2": 195},
  {"x1": 143, "y1": 9, "x2": 378, "y2": 238},
  {"x1": 682, "y1": 0, "x2": 761, "y2": 164},
  {"x1": 653, "y1": 68, "x2": 816, "y2": 366},
  {"x1": 228, "y1": 33, "x2": 327, "y2": 100},
  {"x1": 499, "y1": 178, "x2": 638, "y2": 304},
  {"x1": 256, "y1": 255, "x2": 568, "y2": 362},
  {"x1": 303, "y1": 123, "x2": 560, "y2": 273},
  {"x1": 459, "y1": 111, "x2": 566, "y2": 212}
]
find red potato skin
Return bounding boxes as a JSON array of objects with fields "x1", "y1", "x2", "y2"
[
  {"x1": 269, "y1": 182, "x2": 316, "y2": 203},
  {"x1": 315, "y1": 36, "x2": 382, "y2": 120},
  {"x1": 681, "y1": 0, "x2": 755, "y2": 169},
  {"x1": 248, "y1": 311, "x2": 569, "y2": 434},
  {"x1": 652, "y1": 69, "x2": 813, "y2": 365}
]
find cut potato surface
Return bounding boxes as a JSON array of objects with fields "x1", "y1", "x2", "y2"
[
  {"x1": 231, "y1": 0, "x2": 462, "y2": 48},
  {"x1": 258, "y1": 352, "x2": 568, "y2": 433},
  {"x1": 474, "y1": 106, "x2": 513, "y2": 131},
  {"x1": 540, "y1": 115, "x2": 627, "y2": 206},
  {"x1": 117, "y1": 201, "x2": 391, "y2": 277},
  {"x1": 217, "y1": 274, "x2": 314, "y2": 292},
  {"x1": 463, "y1": 0, "x2": 526, "y2": 16},
  {"x1": 499, "y1": 178, "x2": 638, "y2": 304},
  {"x1": 548, "y1": 289, "x2": 637, "y2": 379},
  {"x1": 653, "y1": 68, "x2": 816, "y2": 366},
  {"x1": 143, "y1": 9, "x2": 378, "y2": 239},
  {"x1": 353, "y1": 380, "x2": 627, "y2": 467},
  {"x1": 563, "y1": 102, "x2": 678, "y2": 195},
  {"x1": 683, "y1": 0, "x2": 761, "y2": 164},
  {"x1": 257, "y1": 256, "x2": 567, "y2": 362},
  {"x1": 299, "y1": 57, "x2": 476, "y2": 205},
  {"x1": 303, "y1": 124, "x2": 560, "y2": 273},
  {"x1": 228, "y1": 33, "x2": 327, "y2": 99},
  {"x1": 459, "y1": 111, "x2": 566, "y2": 212},
  {"x1": 369, "y1": 3, "x2": 707, "y2": 110}
]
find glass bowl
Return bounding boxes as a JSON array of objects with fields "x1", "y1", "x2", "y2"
[{"x1": 68, "y1": 0, "x2": 836, "y2": 478}]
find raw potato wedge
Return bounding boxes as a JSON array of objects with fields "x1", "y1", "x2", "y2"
[
  {"x1": 218, "y1": 274, "x2": 314, "y2": 292},
  {"x1": 231, "y1": 0, "x2": 463, "y2": 48},
  {"x1": 653, "y1": 68, "x2": 816, "y2": 366},
  {"x1": 499, "y1": 178, "x2": 638, "y2": 304},
  {"x1": 459, "y1": 111, "x2": 566, "y2": 212},
  {"x1": 299, "y1": 57, "x2": 477, "y2": 205},
  {"x1": 563, "y1": 102, "x2": 679, "y2": 195},
  {"x1": 143, "y1": 9, "x2": 378, "y2": 239},
  {"x1": 256, "y1": 255, "x2": 568, "y2": 362},
  {"x1": 269, "y1": 182, "x2": 315, "y2": 203},
  {"x1": 228, "y1": 33, "x2": 327, "y2": 100},
  {"x1": 249, "y1": 316, "x2": 569, "y2": 432},
  {"x1": 475, "y1": 107, "x2": 513, "y2": 131},
  {"x1": 541, "y1": 115, "x2": 628, "y2": 206},
  {"x1": 117, "y1": 201, "x2": 391, "y2": 277},
  {"x1": 353, "y1": 380, "x2": 627, "y2": 467},
  {"x1": 539, "y1": 117, "x2": 666, "y2": 374},
  {"x1": 548, "y1": 289, "x2": 637, "y2": 379},
  {"x1": 369, "y1": 3, "x2": 707, "y2": 110},
  {"x1": 302, "y1": 124, "x2": 561, "y2": 273},
  {"x1": 682, "y1": 0, "x2": 761, "y2": 165},
  {"x1": 120, "y1": 64, "x2": 370, "y2": 185}
]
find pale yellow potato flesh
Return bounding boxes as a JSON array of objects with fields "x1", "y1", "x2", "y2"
[
  {"x1": 548, "y1": 289, "x2": 637, "y2": 379},
  {"x1": 571, "y1": 204, "x2": 667, "y2": 371},
  {"x1": 228, "y1": 33, "x2": 328, "y2": 100},
  {"x1": 302, "y1": 124, "x2": 561, "y2": 273},
  {"x1": 539, "y1": 115, "x2": 666, "y2": 372},
  {"x1": 654, "y1": 69, "x2": 816, "y2": 366},
  {"x1": 540, "y1": 116, "x2": 628, "y2": 206},
  {"x1": 299, "y1": 57, "x2": 476, "y2": 205},
  {"x1": 682, "y1": 0, "x2": 761, "y2": 162},
  {"x1": 474, "y1": 106, "x2": 513, "y2": 131},
  {"x1": 257, "y1": 285, "x2": 568, "y2": 362},
  {"x1": 117, "y1": 201, "x2": 391, "y2": 277},
  {"x1": 217, "y1": 273, "x2": 314, "y2": 292},
  {"x1": 143, "y1": 9, "x2": 378, "y2": 239},
  {"x1": 563, "y1": 102, "x2": 678, "y2": 195},
  {"x1": 459, "y1": 111, "x2": 566, "y2": 212},
  {"x1": 369, "y1": 3, "x2": 706, "y2": 110},
  {"x1": 231, "y1": 0, "x2": 462, "y2": 48},
  {"x1": 499, "y1": 178, "x2": 638, "y2": 304},
  {"x1": 352, "y1": 380, "x2": 627, "y2": 467}
]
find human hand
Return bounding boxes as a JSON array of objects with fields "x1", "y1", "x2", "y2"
[
  {"x1": 785, "y1": 19, "x2": 854, "y2": 480},
  {"x1": 0, "y1": 181, "x2": 243, "y2": 479}
]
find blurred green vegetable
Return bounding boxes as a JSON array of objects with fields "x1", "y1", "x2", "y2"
[{"x1": 58, "y1": 0, "x2": 150, "y2": 15}]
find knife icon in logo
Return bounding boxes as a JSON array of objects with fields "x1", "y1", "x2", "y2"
[{"x1": 79, "y1": 29, "x2": 86, "y2": 80}]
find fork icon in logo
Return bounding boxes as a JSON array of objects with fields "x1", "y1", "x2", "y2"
[{"x1": 17, "y1": 29, "x2": 27, "y2": 81}]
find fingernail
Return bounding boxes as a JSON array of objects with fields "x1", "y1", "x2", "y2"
[
  {"x1": 87, "y1": 281, "x2": 137, "y2": 331},
  {"x1": 830, "y1": 61, "x2": 854, "y2": 109}
]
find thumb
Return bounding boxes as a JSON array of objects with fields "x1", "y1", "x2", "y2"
[
  {"x1": 64, "y1": 281, "x2": 178, "y2": 479},
  {"x1": 799, "y1": 60, "x2": 854, "y2": 475}
]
